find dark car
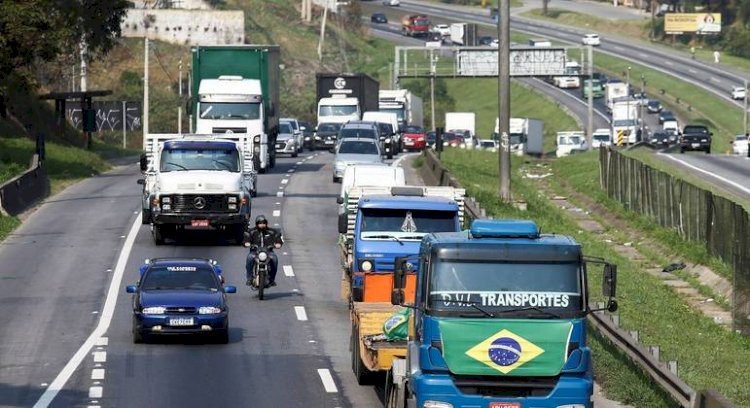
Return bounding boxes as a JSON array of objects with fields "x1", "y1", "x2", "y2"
[
  {"x1": 592, "y1": 72, "x2": 609, "y2": 86},
  {"x1": 658, "y1": 110, "x2": 675, "y2": 124},
  {"x1": 313, "y1": 122, "x2": 341, "y2": 150},
  {"x1": 649, "y1": 131, "x2": 672, "y2": 147},
  {"x1": 647, "y1": 100, "x2": 663, "y2": 113},
  {"x1": 298, "y1": 121, "x2": 314, "y2": 149},
  {"x1": 478, "y1": 36, "x2": 495, "y2": 46},
  {"x1": 371, "y1": 13, "x2": 388, "y2": 23},
  {"x1": 426, "y1": 131, "x2": 436, "y2": 147},
  {"x1": 126, "y1": 258, "x2": 236, "y2": 343},
  {"x1": 679, "y1": 125, "x2": 712, "y2": 154},
  {"x1": 443, "y1": 132, "x2": 465, "y2": 147}
]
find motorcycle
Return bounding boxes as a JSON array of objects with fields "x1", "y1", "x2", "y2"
[{"x1": 245, "y1": 243, "x2": 274, "y2": 300}]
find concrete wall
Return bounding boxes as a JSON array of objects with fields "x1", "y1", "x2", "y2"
[{"x1": 121, "y1": 9, "x2": 245, "y2": 46}]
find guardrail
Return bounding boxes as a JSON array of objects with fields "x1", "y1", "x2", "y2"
[
  {"x1": 0, "y1": 154, "x2": 49, "y2": 217},
  {"x1": 419, "y1": 148, "x2": 735, "y2": 408}
]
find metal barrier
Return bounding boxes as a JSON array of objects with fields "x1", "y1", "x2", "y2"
[
  {"x1": 420, "y1": 148, "x2": 734, "y2": 408},
  {"x1": 0, "y1": 154, "x2": 49, "y2": 216}
]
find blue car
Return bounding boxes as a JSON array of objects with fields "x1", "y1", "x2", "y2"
[{"x1": 126, "y1": 258, "x2": 236, "y2": 344}]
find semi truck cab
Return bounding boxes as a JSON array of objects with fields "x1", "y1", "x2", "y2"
[{"x1": 387, "y1": 219, "x2": 618, "y2": 408}]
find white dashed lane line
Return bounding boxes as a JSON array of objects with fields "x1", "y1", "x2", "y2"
[
  {"x1": 294, "y1": 306, "x2": 308, "y2": 321},
  {"x1": 281, "y1": 178, "x2": 289, "y2": 184},
  {"x1": 283, "y1": 265, "x2": 294, "y2": 277},
  {"x1": 91, "y1": 369, "x2": 105, "y2": 380},
  {"x1": 92, "y1": 352, "x2": 106, "y2": 363},
  {"x1": 296, "y1": 161, "x2": 303, "y2": 165},
  {"x1": 277, "y1": 191, "x2": 284, "y2": 197},
  {"x1": 88, "y1": 387, "x2": 103, "y2": 399},
  {"x1": 272, "y1": 210, "x2": 281, "y2": 217},
  {"x1": 317, "y1": 369, "x2": 338, "y2": 393}
]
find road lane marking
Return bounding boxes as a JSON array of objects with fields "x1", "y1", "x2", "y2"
[
  {"x1": 276, "y1": 191, "x2": 284, "y2": 197},
  {"x1": 283, "y1": 265, "x2": 295, "y2": 277},
  {"x1": 32, "y1": 216, "x2": 141, "y2": 408},
  {"x1": 91, "y1": 369, "x2": 105, "y2": 380},
  {"x1": 278, "y1": 185, "x2": 284, "y2": 189},
  {"x1": 306, "y1": 155, "x2": 314, "y2": 159},
  {"x1": 281, "y1": 178, "x2": 289, "y2": 184},
  {"x1": 710, "y1": 77, "x2": 721, "y2": 83},
  {"x1": 391, "y1": 153, "x2": 418, "y2": 167},
  {"x1": 665, "y1": 61, "x2": 673, "y2": 66},
  {"x1": 659, "y1": 153, "x2": 750, "y2": 195},
  {"x1": 288, "y1": 169, "x2": 294, "y2": 173},
  {"x1": 689, "y1": 68, "x2": 697, "y2": 73},
  {"x1": 272, "y1": 210, "x2": 281, "y2": 217},
  {"x1": 294, "y1": 306, "x2": 308, "y2": 321},
  {"x1": 317, "y1": 369, "x2": 338, "y2": 393},
  {"x1": 614, "y1": 46, "x2": 624, "y2": 51},
  {"x1": 93, "y1": 351, "x2": 106, "y2": 363},
  {"x1": 88, "y1": 387, "x2": 103, "y2": 399},
  {"x1": 296, "y1": 161, "x2": 303, "y2": 165}
]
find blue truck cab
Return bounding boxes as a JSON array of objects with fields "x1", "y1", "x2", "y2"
[
  {"x1": 387, "y1": 219, "x2": 618, "y2": 408},
  {"x1": 339, "y1": 186, "x2": 465, "y2": 303}
]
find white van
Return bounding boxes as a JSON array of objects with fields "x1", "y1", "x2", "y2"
[
  {"x1": 338, "y1": 164, "x2": 406, "y2": 215},
  {"x1": 528, "y1": 38, "x2": 552, "y2": 47}
]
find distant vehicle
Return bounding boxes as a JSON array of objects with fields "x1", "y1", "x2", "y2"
[
  {"x1": 337, "y1": 121, "x2": 381, "y2": 149},
  {"x1": 432, "y1": 24, "x2": 451, "y2": 37},
  {"x1": 592, "y1": 72, "x2": 609, "y2": 86},
  {"x1": 333, "y1": 139, "x2": 383, "y2": 182},
  {"x1": 528, "y1": 38, "x2": 551, "y2": 47},
  {"x1": 649, "y1": 131, "x2": 672, "y2": 147},
  {"x1": 582, "y1": 33, "x2": 601, "y2": 46},
  {"x1": 556, "y1": 76, "x2": 580, "y2": 89},
  {"x1": 582, "y1": 79, "x2": 604, "y2": 98},
  {"x1": 298, "y1": 121, "x2": 314, "y2": 149},
  {"x1": 280, "y1": 118, "x2": 303, "y2": 153},
  {"x1": 443, "y1": 132, "x2": 464, "y2": 147},
  {"x1": 658, "y1": 110, "x2": 675, "y2": 124},
  {"x1": 426, "y1": 131, "x2": 436, "y2": 147},
  {"x1": 383, "y1": 0, "x2": 400, "y2": 5},
  {"x1": 401, "y1": 14, "x2": 430, "y2": 37},
  {"x1": 490, "y1": 39, "x2": 499, "y2": 48},
  {"x1": 479, "y1": 139, "x2": 498, "y2": 151},
  {"x1": 313, "y1": 122, "x2": 341, "y2": 150},
  {"x1": 731, "y1": 86, "x2": 746, "y2": 100},
  {"x1": 732, "y1": 134, "x2": 749, "y2": 155},
  {"x1": 647, "y1": 100, "x2": 663, "y2": 113},
  {"x1": 276, "y1": 122, "x2": 299, "y2": 157},
  {"x1": 662, "y1": 119, "x2": 679, "y2": 134},
  {"x1": 592, "y1": 128, "x2": 612, "y2": 148},
  {"x1": 679, "y1": 125, "x2": 712, "y2": 154},
  {"x1": 424, "y1": 32, "x2": 443, "y2": 48},
  {"x1": 401, "y1": 125, "x2": 427, "y2": 151},
  {"x1": 556, "y1": 131, "x2": 588, "y2": 157},
  {"x1": 126, "y1": 258, "x2": 236, "y2": 344},
  {"x1": 371, "y1": 13, "x2": 388, "y2": 24},
  {"x1": 478, "y1": 36, "x2": 494, "y2": 46}
]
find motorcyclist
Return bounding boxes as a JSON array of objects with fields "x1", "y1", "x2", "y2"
[{"x1": 244, "y1": 215, "x2": 283, "y2": 288}]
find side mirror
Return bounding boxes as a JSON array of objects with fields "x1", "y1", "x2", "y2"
[
  {"x1": 393, "y1": 257, "x2": 410, "y2": 289},
  {"x1": 338, "y1": 213, "x2": 348, "y2": 234},
  {"x1": 185, "y1": 99, "x2": 192, "y2": 114},
  {"x1": 336, "y1": 196, "x2": 344, "y2": 205},
  {"x1": 126, "y1": 285, "x2": 137, "y2": 293},
  {"x1": 602, "y1": 263, "x2": 617, "y2": 299},
  {"x1": 139, "y1": 153, "x2": 148, "y2": 173},
  {"x1": 137, "y1": 178, "x2": 145, "y2": 185},
  {"x1": 391, "y1": 288, "x2": 404, "y2": 305},
  {"x1": 224, "y1": 285, "x2": 237, "y2": 294}
]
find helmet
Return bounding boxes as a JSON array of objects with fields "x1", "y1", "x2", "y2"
[{"x1": 255, "y1": 215, "x2": 268, "y2": 226}]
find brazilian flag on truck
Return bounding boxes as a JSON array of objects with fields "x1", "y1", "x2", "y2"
[{"x1": 438, "y1": 319, "x2": 573, "y2": 376}]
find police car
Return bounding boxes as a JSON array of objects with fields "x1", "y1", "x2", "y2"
[{"x1": 126, "y1": 258, "x2": 236, "y2": 343}]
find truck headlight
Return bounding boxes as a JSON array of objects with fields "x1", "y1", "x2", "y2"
[
  {"x1": 198, "y1": 306, "x2": 222, "y2": 315},
  {"x1": 162, "y1": 204, "x2": 171, "y2": 211},
  {"x1": 254, "y1": 135, "x2": 260, "y2": 143},
  {"x1": 228, "y1": 204, "x2": 237, "y2": 210},
  {"x1": 360, "y1": 260, "x2": 373, "y2": 272},
  {"x1": 423, "y1": 402, "x2": 453, "y2": 408},
  {"x1": 142, "y1": 306, "x2": 166, "y2": 315},
  {"x1": 228, "y1": 196, "x2": 237, "y2": 203},
  {"x1": 254, "y1": 146, "x2": 260, "y2": 153},
  {"x1": 161, "y1": 196, "x2": 171, "y2": 204}
]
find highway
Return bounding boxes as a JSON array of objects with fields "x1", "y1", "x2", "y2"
[{"x1": 0, "y1": 154, "x2": 386, "y2": 407}]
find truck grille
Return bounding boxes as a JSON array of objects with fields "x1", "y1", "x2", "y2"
[
  {"x1": 212, "y1": 127, "x2": 247, "y2": 134},
  {"x1": 168, "y1": 195, "x2": 233, "y2": 213},
  {"x1": 166, "y1": 306, "x2": 197, "y2": 314},
  {"x1": 452, "y1": 375, "x2": 559, "y2": 398},
  {"x1": 374, "y1": 259, "x2": 395, "y2": 272}
]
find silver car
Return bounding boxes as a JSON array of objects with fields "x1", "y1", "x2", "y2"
[
  {"x1": 280, "y1": 118, "x2": 304, "y2": 153},
  {"x1": 332, "y1": 138, "x2": 383, "y2": 183},
  {"x1": 276, "y1": 122, "x2": 299, "y2": 157}
]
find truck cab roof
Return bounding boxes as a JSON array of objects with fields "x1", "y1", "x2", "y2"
[
  {"x1": 359, "y1": 195, "x2": 459, "y2": 211},
  {"x1": 198, "y1": 77, "x2": 262, "y2": 96},
  {"x1": 163, "y1": 140, "x2": 238, "y2": 150}
]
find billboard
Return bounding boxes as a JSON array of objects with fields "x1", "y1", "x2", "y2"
[
  {"x1": 456, "y1": 48, "x2": 566, "y2": 77},
  {"x1": 665, "y1": 13, "x2": 721, "y2": 35}
]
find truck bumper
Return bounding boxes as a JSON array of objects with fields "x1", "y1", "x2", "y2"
[
  {"x1": 152, "y1": 212, "x2": 249, "y2": 226},
  {"x1": 410, "y1": 372, "x2": 593, "y2": 408}
]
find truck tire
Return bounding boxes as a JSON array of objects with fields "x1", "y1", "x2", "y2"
[
  {"x1": 232, "y1": 225, "x2": 245, "y2": 245},
  {"x1": 706, "y1": 147, "x2": 711, "y2": 154},
  {"x1": 152, "y1": 225, "x2": 165, "y2": 245},
  {"x1": 351, "y1": 323, "x2": 376, "y2": 385}
]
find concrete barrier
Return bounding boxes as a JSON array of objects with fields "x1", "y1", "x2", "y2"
[{"x1": 0, "y1": 155, "x2": 50, "y2": 217}]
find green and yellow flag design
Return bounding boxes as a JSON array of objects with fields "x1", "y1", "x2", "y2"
[{"x1": 438, "y1": 319, "x2": 573, "y2": 377}]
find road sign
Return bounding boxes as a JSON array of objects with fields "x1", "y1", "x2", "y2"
[
  {"x1": 616, "y1": 130, "x2": 625, "y2": 146},
  {"x1": 456, "y1": 48, "x2": 567, "y2": 77}
]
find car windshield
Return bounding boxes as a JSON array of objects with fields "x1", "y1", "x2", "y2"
[
  {"x1": 338, "y1": 141, "x2": 379, "y2": 155},
  {"x1": 160, "y1": 148, "x2": 240, "y2": 172},
  {"x1": 428, "y1": 260, "x2": 583, "y2": 315},
  {"x1": 404, "y1": 126, "x2": 423, "y2": 133},
  {"x1": 661, "y1": 112, "x2": 674, "y2": 118},
  {"x1": 318, "y1": 123, "x2": 341, "y2": 133},
  {"x1": 319, "y1": 105, "x2": 358, "y2": 116},
  {"x1": 340, "y1": 128, "x2": 376, "y2": 139},
  {"x1": 684, "y1": 126, "x2": 709, "y2": 135},
  {"x1": 199, "y1": 102, "x2": 260, "y2": 120},
  {"x1": 279, "y1": 123, "x2": 293, "y2": 134},
  {"x1": 141, "y1": 266, "x2": 220, "y2": 291},
  {"x1": 360, "y1": 208, "x2": 455, "y2": 240},
  {"x1": 593, "y1": 135, "x2": 610, "y2": 141},
  {"x1": 378, "y1": 123, "x2": 394, "y2": 135},
  {"x1": 480, "y1": 141, "x2": 496, "y2": 148}
]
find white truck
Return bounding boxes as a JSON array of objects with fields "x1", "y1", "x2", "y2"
[
  {"x1": 556, "y1": 131, "x2": 588, "y2": 157},
  {"x1": 494, "y1": 117, "x2": 544, "y2": 156},
  {"x1": 553, "y1": 61, "x2": 581, "y2": 89},
  {"x1": 138, "y1": 135, "x2": 254, "y2": 245},
  {"x1": 449, "y1": 23, "x2": 478, "y2": 45},
  {"x1": 378, "y1": 89, "x2": 424, "y2": 129},
  {"x1": 605, "y1": 82, "x2": 630, "y2": 113},
  {"x1": 611, "y1": 100, "x2": 640, "y2": 144},
  {"x1": 445, "y1": 112, "x2": 476, "y2": 148}
]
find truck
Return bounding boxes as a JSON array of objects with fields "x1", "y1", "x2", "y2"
[
  {"x1": 384, "y1": 218, "x2": 619, "y2": 408},
  {"x1": 401, "y1": 15, "x2": 431, "y2": 37},
  {"x1": 553, "y1": 61, "x2": 581, "y2": 89},
  {"x1": 339, "y1": 185, "x2": 465, "y2": 384},
  {"x1": 611, "y1": 100, "x2": 640, "y2": 144},
  {"x1": 316, "y1": 73, "x2": 380, "y2": 125},
  {"x1": 556, "y1": 130, "x2": 587, "y2": 157},
  {"x1": 445, "y1": 112, "x2": 476, "y2": 148},
  {"x1": 378, "y1": 89, "x2": 424, "y2": 130},
  {"x1": 449, "y1": 22, "x2": 478, "y2": 46},
  {"x1": 679, "y1": 124, "x2": 712, "y2": 154},
  {"x1": 138, "y1": 136, "x2": 253, "y2": 245},
  {"x1": 191, "y1": 45, "x2": 280, "y2": 173},
  {"x1": 494, "y1": 117, "x2": 544, "y2": 156},
  {"x1": 605, "y1": 82, "x2": 629, "y2": 113}
]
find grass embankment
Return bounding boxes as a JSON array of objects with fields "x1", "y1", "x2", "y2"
[{"x1": 439, "y1": 149, "x2": 750, "y2": 406}]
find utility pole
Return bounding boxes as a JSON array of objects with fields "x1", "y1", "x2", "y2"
[
  {"x1": 640, "y1": 74, "x2": 645, "y2": 141},
  {"x1": 178, "y1": 59, "x2": 183, "y2": 134},
  {"x1": 626, "y1": 66, "x2": 631, "y2": 144},
  {"x1": 144, "y1": 38, "x2": 149, "y2": 141},
  {"x1": 430, "y1": 50, "x2": 436, "y2": 132},
  {"x1": 188, "y1": 64, "x2": 193, "y2": 134},
  {"x1": 318, "y1": 0, "x2": 330, "y2": 60},
  {"x1": 498, "y1": 0, "x2": 511, "y2": 201},
  {"x1": 587, "y1": 45, "x2": 593, "y2": 148},
  {"x1": 123, "y1": 101, "x2": 127, "y2": 149},
  {"x1": 744, "y1": 78, "x2": 748, "y2": 137},
  {"x1": 80, "y1": 39, "x2": 88, "y2": 92}
]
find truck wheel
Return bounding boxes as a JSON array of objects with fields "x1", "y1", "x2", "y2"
[
  {"x1": 141, "y1": 209, "x2": 151, "y2": 225},
  {"x1": 706, "y1": 147, "x2": 711, "y2": 154},
  {"x1": 152, "y1": 225, "x2": 165, "y2": 245},
  {"x1": 351, "y1": 323, "x2": 376, "y2": 385},
  {"x1": 680, "y1": 147, "x2": 685, "y2": 154}
]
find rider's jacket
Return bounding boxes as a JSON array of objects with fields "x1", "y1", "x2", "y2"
[{"x1": 243, "y1": 227, "x2": 283, "y2": 249}]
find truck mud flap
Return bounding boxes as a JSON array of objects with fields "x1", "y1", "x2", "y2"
[{"x1": 340, "y1": 269, "x2": 351, "y2": 301}]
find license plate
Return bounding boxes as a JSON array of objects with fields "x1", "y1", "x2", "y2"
[
  {"x1": 691, "y1": 143, "x2": 700, "y2": 148},
  {"x1": 325, "y1": 140, "x2": 334, "y2": 144},
  {"x1": 405, "y1": 140, "x2": 414, "y2": 145},
  {"x1": 191, "y1": 219, "x2": 209, "y2": 228},
  {"x1": 490, "y1": 403, "x2": 520, "y2": 408},
  {"x1": 169, "y1": 317, "x2": 194, "y2": 326}
]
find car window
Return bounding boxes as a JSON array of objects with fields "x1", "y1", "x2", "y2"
[
  {"x1": 338, "y1": 141, "x2": 379, "y2": 155},
  {"x1": 279, "y1": 123, "x2": 293, "y2": 133},
  {"x1": 340, "y1": 128, "x2": 376, "y2": 139},
  {"x1": 319, "y1": 123, "x2": 341, "y2": 132},
  {"x1": 141, "y1": 267, "x2": 220, "y2": 291}
]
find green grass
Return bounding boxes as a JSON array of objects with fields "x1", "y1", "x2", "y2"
[
  {"x1": 439, "y1": 148, "x2": 750, "y2": 406},
  {"x1": 522, "y1": 9, "x2": 648, "y2": 41}
]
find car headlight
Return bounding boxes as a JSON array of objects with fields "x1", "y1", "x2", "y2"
[
  {"x1": 254, "y1": 146, "x2": 260, "y2": 153},
  {"x1": 142, "y1": 306, "x2": 166, "y2": 315},
  {"x1": 162, "y1": 204, "x2": 171, "y2": 211},
  {"x1": 258, "y1": 251, "x2": 268, "y2": 262},
  {"x1": 198, "y1": 306, "x2": 222, "y2": 315},
  {"x1": 305, "y1": 136, "x2": 311, "y2": 141},
  {"x1": 423, "y1": 402, "x2": 453, "y2": 408},
  {"x1": 360, "y1": 260, "x2": 373, "y2": 272},
  {"x1": 161, "y1": 196, "x2": 171, "y2": 204},
  {"x1": 701, "y1": 139, "x2": 707, "y2": 142},
  {"x1": 314, "y1": 136, "x2": 321, "y2": 140},
  {"x1": 228, "y1": 196, "x2": 237, "y2": 203}
]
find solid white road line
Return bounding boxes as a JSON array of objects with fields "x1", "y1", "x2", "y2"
[
  {"x1": 91, "y1": 369, "x2": 105, "y2": 380},
  {"x1": 659, "y1": 153, "x2": 750, "y2": 195},
  {"x1": 281, "y1": 179, "x2": 289, "y2": 184},
  {"x1": 317, "y1": 369, "x2": 338, "y2": 393},
  {"x1": 272, "y1": 210, "x2": 281, "y2": 217},
  {"x1": 33, "y1": 216, "x2": 141, "y2": 408},
  {"x1": 391, "y1": 153, "x2": 418, "y2": 168},
  {"x1": 307, "y1": 155, "x2": 314, "y2": 159},
  {"x1": 283, "y1": 265, "x2": 295, "y2": 277},
  {"x1": 294, "y1": 306, "x2": 308, "y2": 321},
  {"x1": 88, "y1": 387, "x2": 103, "y2": 399}
]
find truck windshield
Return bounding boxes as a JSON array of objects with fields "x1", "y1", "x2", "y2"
[
  {"x1": 415, "y1": 18, "x2": 430, "y2": 26},
  {"x1": 319, "y1": 105, "x2": 358, "y2": 116},
  {"x1": 379, "y1": 107, "x2": 405, "y2": 121},
  {"x1": 160, "y1": 148, "x2": 240, "y2": 172},
  {"x1": 199, "y1": 102, "x2": 260, "y2": 120},
  {"x1": 360, "y1": 209, "x2": 455, "y2": 240},
  {"x1": 613, "y1": 119, "x2": 638, "y2": 127},
  {"x1": 428, "y1": 260, "x2": 583, "y2": 316}
]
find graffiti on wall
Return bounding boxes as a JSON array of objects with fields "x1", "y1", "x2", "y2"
[{"x1": 67, "y1": 101, "x2": 142, "y2": 132}]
